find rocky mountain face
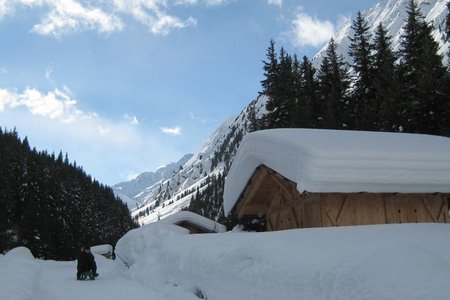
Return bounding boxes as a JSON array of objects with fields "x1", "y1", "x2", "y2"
[{"x1": 117, "y1": 0, "x2": 449, "y2": 225}]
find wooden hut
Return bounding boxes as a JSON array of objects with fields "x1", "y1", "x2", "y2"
[{"x1": 223, "y1": 129, "x2": 450, "y2": 231}]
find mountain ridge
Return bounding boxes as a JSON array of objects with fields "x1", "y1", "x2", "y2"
[{"x1": 113, "y1": 153, "x2": 193, "y2": 208}]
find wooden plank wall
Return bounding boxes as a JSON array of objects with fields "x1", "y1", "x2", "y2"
[{"x1": 267, "y1": 192, "x2": 448, "y2": 231}]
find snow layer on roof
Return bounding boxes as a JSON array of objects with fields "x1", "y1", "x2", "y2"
[
  {"x1": 91, "y1": 244, "x2": 113, "y2": 255},
  {"x1": 160, "y1": 211, "x2": 227, "y2": 233},
  {"x1": 224, "y1": 129, "x2": 450, "y2": 215}
]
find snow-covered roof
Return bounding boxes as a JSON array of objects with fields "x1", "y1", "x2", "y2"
[
  {"x1": 160, "y1": 211, "x2": 227, "y2": 233},
  {"x1": 91, "y1": 244, "x2": 113, "y2": 255},
  {"x1": 224, "y1": 129, "x2": 450, "y2": 215}
]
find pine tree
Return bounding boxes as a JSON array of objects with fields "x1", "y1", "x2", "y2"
[
  {"x1": 348, "y1": 11, "x2": 376, "y2": 130},
  {"x1": 294, "y1": 56, "x2": 319, "y2": 128},
  {"x1": 447, "y1": 2, "x2": 450, "y2": 61},
  {"x1": 317, "y1": 39, "x2": 350, "y2": 129},
  {"x1": 274, "y1": 48, "x2": 296, "y2": 128},
  {"x1": 261, "y1": 40, "x2": 279, "y2": 129},
  {"x1": 261, "y1": 39, "x2": 278, "y2": 96},
  {"x1": 398, "y1": 0, "x2": 448, "y2": 135},
  {"x1": 372, "y1": 22, "x2": 399, "y2": 131}
]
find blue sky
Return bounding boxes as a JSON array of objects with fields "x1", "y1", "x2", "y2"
[{"x1": 0, "y1": 0, "x2": 378, "y2": 185}]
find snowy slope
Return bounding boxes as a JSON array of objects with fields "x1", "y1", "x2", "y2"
[
  {"x1": 128, "y1": 95, "x2": 268, "y2": 225},
  {"x1": 3, "y1": 223, "x2": 450, "y2": 300},
  {"x1": 313, "y1": 0, "x2": 450, "y2": 67},
  {"x1": 113, "y1": 154, "x2": 193, "y2": 208}
]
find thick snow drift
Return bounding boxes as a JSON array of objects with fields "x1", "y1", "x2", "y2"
[
  {"x1": 224, "y1": 129, "x2": 450, "y2": 215},
  {"x1": 115, "y1": 222, "x2": 450, "y2": 300},
  {"x1": 2, "y1": 223, "x2": 450, "y2": 299}
]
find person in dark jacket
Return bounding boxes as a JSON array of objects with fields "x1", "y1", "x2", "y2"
[{"x1": 77, "y1": 246, "x2": 98, "y2": 280}]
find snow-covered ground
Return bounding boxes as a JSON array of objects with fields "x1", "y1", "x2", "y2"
[{"x1": 2, "y1": 222, "x2": 450, "y2": 300}]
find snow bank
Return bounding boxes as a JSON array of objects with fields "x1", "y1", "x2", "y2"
[
  {"x1": 115, "y1": 223, "x2": 450, "y2": 300},
  {"x1": 160, "y1": 211, "x2": 227, "y2": 233},
  {"x1": 224, "y1": 129, "x2": 450, "y2": 215},
  {"x1": 0, "y1": 247, "x2": 41, "y2": 300},
  {"x1": 2, "y1": 224, "x2": 450, "y2": 300},
  {"x1": 115, "y1": 222, "x2": 189, "y2": 266}
]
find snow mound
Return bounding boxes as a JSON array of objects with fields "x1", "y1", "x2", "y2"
[
  {"x1": 224, "y1": 129, "x2": 450, "y2": 215},
  {"x1": 116, "y1": 223, "x2": 450, "y2": 300},
  {"x1": 115, "y1": 222, "x2": 189, "y2": 267},
  {"x1": 0, "y1": 247, "x2": 40, "y2": 300}
]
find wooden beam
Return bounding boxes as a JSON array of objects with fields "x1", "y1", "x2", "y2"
[
  {"x1": 236, "y1": 166, "x2": 268, "y2": 216},
  {"x1": 237, "y1": 203, "x2": 270, "y2": 218},
  {"x1": 422, "y1": 196, "x2": 438, "y2": 222},
  {"x1": 335, "y1": 195, "x2": 348, "y2": 225},
  {"x1": 266, "y1": 167, "x2": 296, "y2": 197}
]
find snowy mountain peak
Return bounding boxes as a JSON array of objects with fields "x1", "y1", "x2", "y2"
[
  {"x1": 113, "y1": 153, "x2": 193, "y2": 208},
  {"x1": 313, "y1": 0, "x2": 449, "y2": 67}
]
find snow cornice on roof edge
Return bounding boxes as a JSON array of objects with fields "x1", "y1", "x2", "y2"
[{"x1": 160, "y1": 211, "x2": 227, "y2": 233}]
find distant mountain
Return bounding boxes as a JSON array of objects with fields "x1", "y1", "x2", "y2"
[
  {"x1": 113, "y1": 154, "x2": 193, "y2": 208},
  {"x1": 121, "y1": 96, "x2": 268, "y2": 225},
  {"x1": 313, "y1": 0, "x2": 449, "y2": 67},
  {"x1": 117, "y1": 0, "x2": 449, "y2": 225}
]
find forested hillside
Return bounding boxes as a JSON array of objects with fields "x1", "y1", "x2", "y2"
[{"x1": 0, "y1": 128, "x2": 137, "y2": 260}]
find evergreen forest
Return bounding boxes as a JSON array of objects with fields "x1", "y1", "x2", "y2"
[{"x1": 0, "y1": 128, "x2": 137, "y2": 260}]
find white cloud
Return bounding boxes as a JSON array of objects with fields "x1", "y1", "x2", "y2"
[
  {"x1": 0, "y1": 86, "x2": 95, "y2": 123},
  {"x1": 0, "y1": 84, "x2": 144, "y2": 145},
  {"x1": 267, "y1": 0, "x2": 282, "y2": 7},
  {"x1": 150, "y1": 15, "x2": 197, "y2": 35},
  {"x1": 290, "y1": 13, "x2": 334, "y2": 47},
  {"x1": 176, "y1": 0, "x2": 230, "y2": 6},
  {"x1": 112, "y1": 0, "x2": 196, "y2": 36},
  {"x1": 30, "y1": 0, "x2": 124, "y2": 36},
  {"x1": 124, "y1": 113, "x2": 140, "y2": 125},
  {"x1": 0, "y1": 88, "x2": 16, "y2": 112},
  {"x1": 131, "y1": 116, "x2": 139, "y2": 125},
  {"x1": 160, "y1": 126, "x2": 182, "y2": 136},
  {"x1": 175, "y1": 0, "x2": 197, "y2": 5},
  {"x1": 203, "y1": 0, "x2": 229, "y2": 5},
  {"x1": 1, "y1": 0, "x2": 212, "y2": 36}
]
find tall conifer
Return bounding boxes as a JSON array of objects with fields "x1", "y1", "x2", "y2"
[
  {"x1": 399, "y1": 0, "x2": 447, "y2": 134},
  {"x1": 317, "y1": 39, "x2": 350, "y2": 129},
  {"x1": 373, "y1": 22, "x2": 399, "y2": 131},
  {"x1": 348, "y1": 11, "x2": 376, "y2": 130}
]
